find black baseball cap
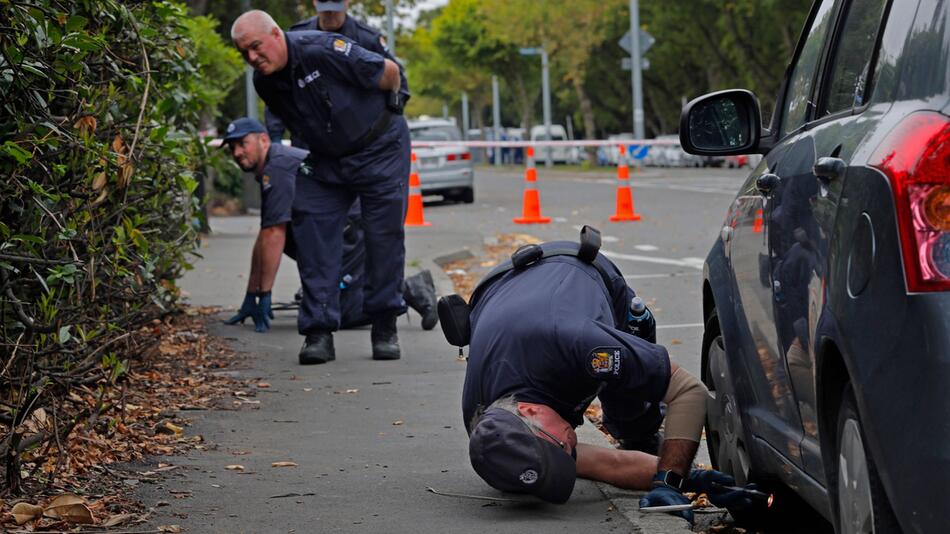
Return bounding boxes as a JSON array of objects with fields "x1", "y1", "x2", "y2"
[
  {"x1": 468, "y1": 408, "x2": 576, "y2": 504},
  {"x1": 315, "y1": 1, "x2": 346, "y2": 12},
  {"x1": 222, "y1": 117, "x2": 266, "y2": 143}
]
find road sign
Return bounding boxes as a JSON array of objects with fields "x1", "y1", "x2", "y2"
[
  {"x1": 621, "y1": 57, "x2": 650, "y2": 71},
  {"x1": 618, "y1": 29, "x2": 655, "y2": 56},
  {"x1": 519, "y1": 47, "x2": 541, "y2": 56}
]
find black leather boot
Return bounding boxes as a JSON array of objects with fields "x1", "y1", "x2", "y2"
[
  {"x1": 371, "y1": 315, "x2": 400, "y2": 360},
  {"x1": 403, "y1": 270, "x2": 438, "y2": 330},
  {"x1": 299, "y1": 331, "x2": 335, "y2": 365}
]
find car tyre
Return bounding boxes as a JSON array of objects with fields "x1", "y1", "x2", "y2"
[
  {"x1": 456, "y1": 187, "x2": 474, "y2": 204},
  {"x1": 834, "y1": 385, "x2": 901, "y2": 534}
]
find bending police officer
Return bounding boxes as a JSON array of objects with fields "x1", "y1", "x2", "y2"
[
  {"x1": 265, "y1": 0, "x2": 409, "y2": 148},
  {"x1": 450, "y1": 229, "x2": 759, "y2": 521},
  {"x1": 221, "y1": 118, "x2": 303, "y2": 333},
  {"x1": 232, "y1": 10, "x2": 410, "y2": 364},
  {"x1": 220, "y1": 117, "x2": 437, "y2": 341}
]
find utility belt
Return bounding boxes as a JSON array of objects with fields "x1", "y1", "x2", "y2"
[{"x1": 438, "y1": 226, "x2": 627, "y2": 351}]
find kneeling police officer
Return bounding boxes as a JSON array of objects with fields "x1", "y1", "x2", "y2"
[{"x1": 442, "y1": 227, "x2": 758, "y2": 522}]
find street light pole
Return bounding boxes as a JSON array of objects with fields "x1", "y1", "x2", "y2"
[
  {"x1": 541, "y1": 47, "x2": 552, "y2": 167},
  {"x1": 629, "y1": 0, "x2": 644, "y2": 139},
  {"x1": 461, "y1": 91, "x2": 469, "y2": 141},
  {"x1": 518, "y1": 46, "x2": 553, "y2": 166},
  {"x1": 384, "y1": 0, "x2": 395, "y2": 56},
  {"x1": 492, "y1": 75, "x2": 501, "y2": 167},
  {"x1": 242, "y1": 0, "x2": 257, "y2": 121}
]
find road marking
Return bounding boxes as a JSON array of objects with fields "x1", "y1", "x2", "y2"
[
  {"x1": 634, "y1": 244, "x2": 658, "y2": 251},
  {"x1": 657, "y1": 323, "x2": 704, "y2": 330},
  {"x1": 604, "y1": 250, "x2": 704, "y2": 270}
]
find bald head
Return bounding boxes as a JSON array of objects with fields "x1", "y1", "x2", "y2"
[
  {"x1": 231, "y1": 10, "x2": 278, "y2": 41},
  {"x1": 231, "y1": 10, "x2": 288, "y2": 75}
]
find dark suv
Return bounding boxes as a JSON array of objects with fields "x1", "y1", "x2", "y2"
[{"x1": 680, "y1": 0, "x2": 949, "y2": 532}]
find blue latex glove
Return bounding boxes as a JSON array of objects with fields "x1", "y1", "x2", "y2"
[
  {"x1": 256, "y1": 292, "x2": 273, "y2": 332},
  {"x1": 225, "y1": 292, "x2": 260, "y2": 326},
  {"x1": 639, "y1": 484, "x2": 693, "y2": 523},
  {"x1": 687, "y1": 469, "x2": 759, "y2": 511}
]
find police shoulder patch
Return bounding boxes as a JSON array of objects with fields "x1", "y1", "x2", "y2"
[
  {"x1": 261, "y1": 174, "x2": 272, "y2": 191},
  {"x1": 333, "y1": 38, "x2": 352, "y2": 56},
  {"x1": 587, "y1": 347, "x2": 622, "y2": 377}
]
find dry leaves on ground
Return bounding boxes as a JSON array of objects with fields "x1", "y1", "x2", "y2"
[{"x1": 0, "y1": 310, "x2": 250, "y2": 531}]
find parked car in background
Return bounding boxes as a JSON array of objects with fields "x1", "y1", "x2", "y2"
[
  {"x1": 408, "y1": 119, "x2": 474, "y2": 203},
  {"x1": 529, "y1": 124, "x2": 578, "y2": 164},
  {"x1": 601, "y1": 133, "x2": 636, "y2": 165},
  {"x1": 654, "y1": 134, "x2": 703, "y2": 167},
  {"x1": 681, "y1": 0, "x2": 950, "y2": 532}
]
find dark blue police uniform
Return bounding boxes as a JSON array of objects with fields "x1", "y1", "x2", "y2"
[
  {"x1": 266, "y1": 15, "x2": 409, "y2": 147},
  {"x1": 258, "y1": 143, "x2": 306, "y2": 237},
  {"x1": 260, "y1": 142, "x2": 370, "y2": 328},
  {"x1": 461, "y1": 243, "x2": 671, "y2": 442},
  {"x1": 254, "y1": 30, "x2": 410, "y2": 336}
]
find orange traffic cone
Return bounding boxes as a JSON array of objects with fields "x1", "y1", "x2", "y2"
[
  {"x1": 513, "y1": 146, "x2": 551, "y2": 224},
  {"x1": 752, "y1": 208, "x2": 764, "y2": 233},
  {"x1": 609, "y1": 144, "x2": 642, "y2": 222},
  {"x1": 405, "y1": 151, "x2": 431, "y2": 227}
]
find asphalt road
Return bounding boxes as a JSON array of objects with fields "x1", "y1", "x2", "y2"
[{"x1": 137, "y1": 165, "x2": 831, "y2": 533}]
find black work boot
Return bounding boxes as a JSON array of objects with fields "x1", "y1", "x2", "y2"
[
  {"x1": 299, "y1": 331, "x2": 335, "y2": 365},
  {"x1": 402, "y1": 270, "x2": 439, "y2": 331},
  {"x1": 371, "y1": 315, "x2": 401, "y2": 360}
]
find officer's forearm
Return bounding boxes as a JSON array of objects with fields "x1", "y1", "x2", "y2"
[
  {"x1": 575, "y1": 443, "x2": 658, "y2": 490},
  {"x1": 378, "y1": 59, "x2": 400, "y2": 92},
  {"x1": 255, "y1": 224, "x2": 286, "y2": 293},
  {"x1": 246, "y1": 233, "x2": 264, "y2": 293},
  {"x1": 657, "y1": 438, "x2": 700, "y2": 477}
]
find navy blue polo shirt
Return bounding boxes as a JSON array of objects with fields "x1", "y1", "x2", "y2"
[
  {"x1": 461, "y1": 256, "x2": 672, "y2": 432},
  {"x1": 254, "y1": 31, "x2": 389, "y2": 158},
  {"x1": 258, "y1": 143, "x2": 308, "y2": 228}
]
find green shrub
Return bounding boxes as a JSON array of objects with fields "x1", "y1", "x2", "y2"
[{"x1": 0, "y1": 0, "x2": 241, "y2": 492}]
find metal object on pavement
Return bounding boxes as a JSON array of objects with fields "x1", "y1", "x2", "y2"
[{"x1": 639, "y1": 503, "x2": 696, "y2": 513}]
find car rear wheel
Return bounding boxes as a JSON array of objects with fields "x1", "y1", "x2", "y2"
[
  {"x1": 455, "y1": 187, "x2": 474, "y2": 204},
  {"x1": 835, "y1": 386, "x2": 900, "y2": 534}
]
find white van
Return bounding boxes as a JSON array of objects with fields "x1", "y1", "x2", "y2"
[{"x1": 529, "y1": 124, "x2": 577, "y2": 164}]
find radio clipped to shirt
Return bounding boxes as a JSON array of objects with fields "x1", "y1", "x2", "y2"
[{"x1": 387, "y1": 90, "x2": 405, "y2": 115}]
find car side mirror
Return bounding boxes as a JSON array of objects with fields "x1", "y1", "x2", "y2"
[{"x1": 680, "y1": 89, "x2": 766, "y2": 156}]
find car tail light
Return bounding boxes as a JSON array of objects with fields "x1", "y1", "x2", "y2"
[
  {"x1": 446, "y1": 154, "x2": 457, "y2": 161},
  {"x1": 870, "y1": 111, "x2": 950, "y2": 292},
  {"x1": 461, "y1": 152, "x2": 471, "y2": 160}
]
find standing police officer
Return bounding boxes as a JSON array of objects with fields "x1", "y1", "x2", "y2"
[
  {"x1": 265, "y1": 0, "x2": 409, "y2": 148},
  {"x1": 232, "y1": 11, "x2": 409, "y2": 365},
  {"x1": 219, "y1": 117, "x2": 437, "y2": 342},
  {"x1": 451, "y1": 232, "x2": 758, "y2": 520}
]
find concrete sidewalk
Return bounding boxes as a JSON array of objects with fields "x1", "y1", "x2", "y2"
[{"x1": 136, "y1": 214, "x2": 693, "y2": 533}]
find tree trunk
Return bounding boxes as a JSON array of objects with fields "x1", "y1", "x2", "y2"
[{"x1": 572, "y1": 76, "x2": 597, "y2": 164}]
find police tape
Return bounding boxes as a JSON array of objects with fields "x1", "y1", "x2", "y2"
[
  {"x1": 209, "y1": 138, "x2": 680, "y2": 149},
  {"x1": 412, "y1": 139, "x2": 678, "y2": 148}
]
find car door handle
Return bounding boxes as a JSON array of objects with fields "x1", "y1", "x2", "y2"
[
  {"x1": 755, "y1": 173, "x2": 781, "y2": 196},
  {"x1": 814, "y1": 157, "x2": 846, "y2": 181}
]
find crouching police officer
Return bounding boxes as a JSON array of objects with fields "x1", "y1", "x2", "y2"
[
  {"x1": 221, "y1": 117, "x2": 437, "y2": 341},
  {"x1": 265, "y1": 0, "x2": 409, "y2": 148},
  {"x1": 232, "y1": 10, "x2": 410, "y2": 364},
  {"x1": 443, "y1": 227, "x2": 759, "y2": 522}
]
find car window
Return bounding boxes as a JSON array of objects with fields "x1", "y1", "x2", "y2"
[
  {"x1": 820, "y1": 0, "x2": 889, "y2": 115},
  {"x1": 782, "y1": 0, "x2": 840, "y2": 136},
  {"x1": 410, "y1": 126, "x2": 461, "y2": 142}
]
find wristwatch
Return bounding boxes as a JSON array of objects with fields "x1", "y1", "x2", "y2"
[{"x1": 653, "y1": 470, "x2": 686, "y2": 491}]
